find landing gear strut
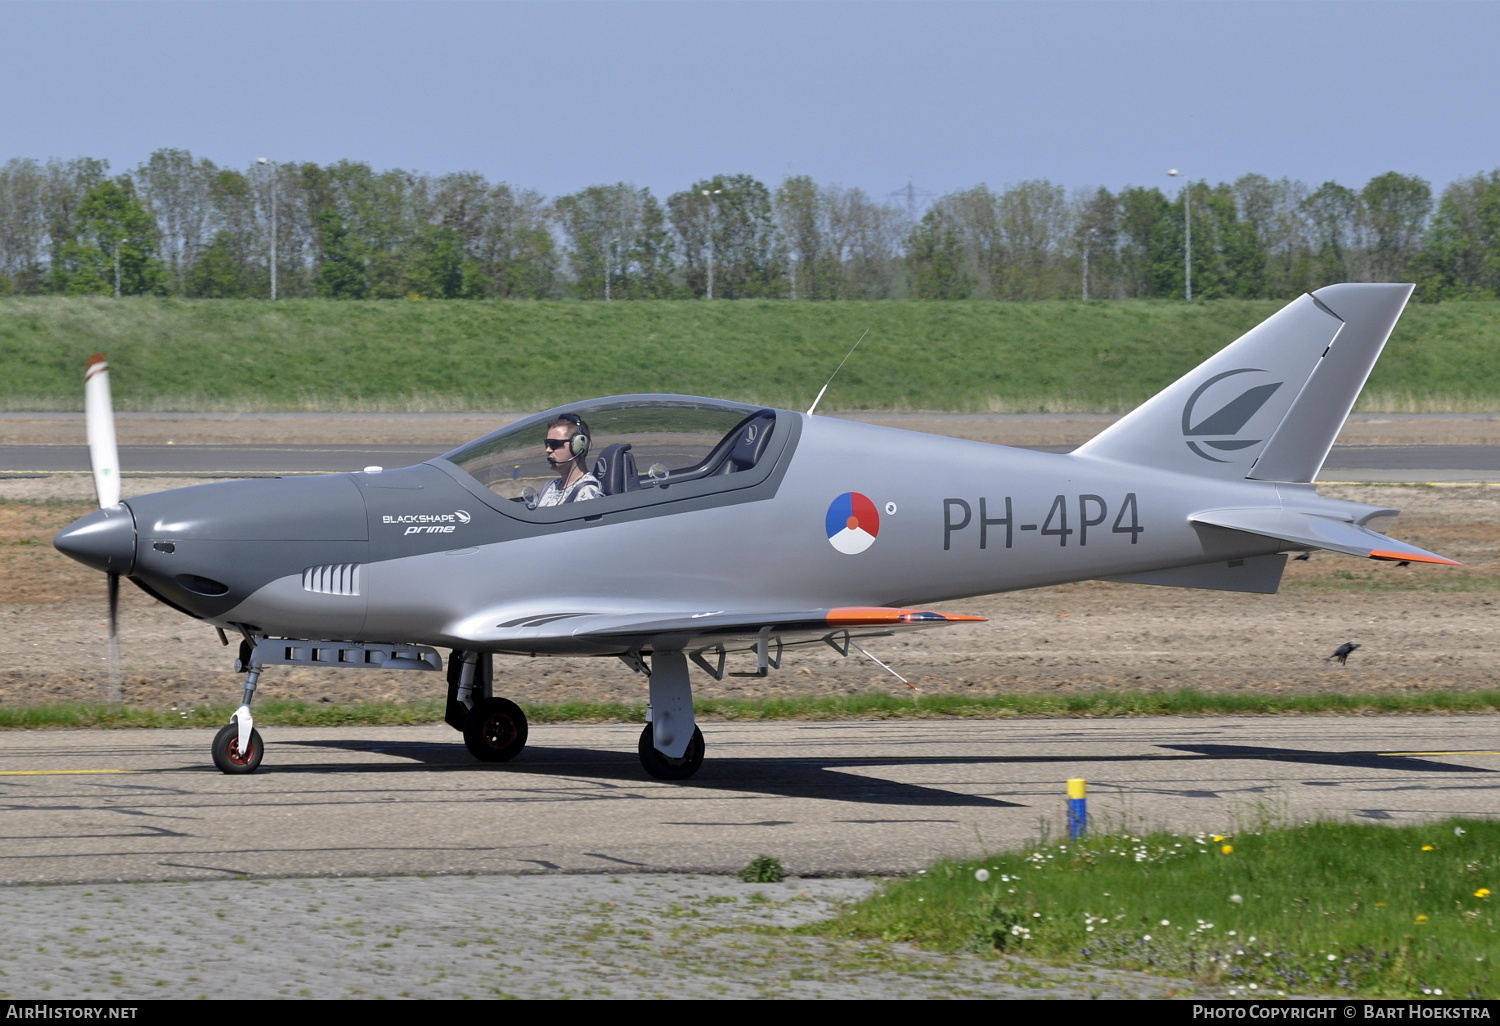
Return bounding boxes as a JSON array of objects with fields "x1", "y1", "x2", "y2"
[
  {"x1": 213, "y1": 642, "x2": 263, "y2": 775},
  {"x1": 636, "y1": 650, "x2": 704, "y2": 780},
  {"x1": 448, "y1": 650, "x2": 530, "y2": 763}
]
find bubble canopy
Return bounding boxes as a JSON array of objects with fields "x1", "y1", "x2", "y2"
[{"x1": 439, "y1": 395, "x2": 773, "y2": 503}]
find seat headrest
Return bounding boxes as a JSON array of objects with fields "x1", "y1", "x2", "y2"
[
  {"x1": 728, "y1": 414, "x2": 775, "y2": 467},
  {"x1": 592, "y1": 442, "x2": 637, "y2": 495}
]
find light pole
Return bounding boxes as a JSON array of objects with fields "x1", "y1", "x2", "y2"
[
  {"x1": 257, "y1": 158, "x2": 278, "y2": 300},
  {"x1": 111, "y1": 230, "x2": 123, "y2": 298},
  {"x1": 700, "y1": 188, "x2": 721, "y2": 299},
  {"x1": 1167, "y1": 169, "x2": 1191, "y2": 300},
  {"x1": 1081, "y1": 228, "x2": 1096, "y2": 301}
]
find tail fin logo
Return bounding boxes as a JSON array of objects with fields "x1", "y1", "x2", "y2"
[{"x1": 1181, "y1": 368, "x2": 1283, "y2": 463}]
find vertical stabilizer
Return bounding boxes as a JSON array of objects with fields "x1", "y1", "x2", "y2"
[
  {"x1": 1073, "y1": 284, "x2": 1412, "y2": 483},
  {"x1": 1246, "y1": 283, "x2": 1412, "y2": 482}
]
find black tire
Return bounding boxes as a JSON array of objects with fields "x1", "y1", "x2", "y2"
[
  {"x1": 462, "y1": 697, "x2": 529, "y2": 762},
  {"x1": 212, "y1": 719, "x2": 264, "y2": 775},
  {"x1": 638, "y1": 723, "x2": 705, "y2": 780}
]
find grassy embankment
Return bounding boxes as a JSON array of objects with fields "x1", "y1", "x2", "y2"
[
  {"x1": 3, "y1": 296, "x2": 1500, "y2": 413},
  {"x1": 809, "y1": 819, "x2": 1498, "y2": 998}
]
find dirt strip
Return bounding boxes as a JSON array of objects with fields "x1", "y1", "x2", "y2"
[{"x1": 2, "y1": 480, "x2": 1497, "y2": 710}]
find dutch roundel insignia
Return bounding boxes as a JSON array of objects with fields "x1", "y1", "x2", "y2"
[{"x1": 825, "y1": 492, "x2": 880, "y2": 554}]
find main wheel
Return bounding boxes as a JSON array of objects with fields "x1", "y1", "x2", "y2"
[
  {"x1": 638, "y1": 723, "x2": 705, "y2": 780},
  {"x1": 212, "y1": 719, "x2": 263, "y2": 775},
  {"x1": 462, "y1": 697, "x2": 529, "y2": 762}
]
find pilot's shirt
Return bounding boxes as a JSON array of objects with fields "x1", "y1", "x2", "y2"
[{"x1": 535, "y1": 474, "x2": 602, "y2": 507}]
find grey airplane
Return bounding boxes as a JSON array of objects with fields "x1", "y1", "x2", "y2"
[{"x1": 53, "y1": 283, "x2": 1456, "y2": 779}]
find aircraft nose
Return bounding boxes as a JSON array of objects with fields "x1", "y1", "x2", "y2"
[{"x1": 53, "y1": 504, "x2": 136, "y2": 575}]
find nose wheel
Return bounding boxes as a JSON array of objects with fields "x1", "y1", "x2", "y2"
[
  {"x1": 638, "y1": 723, "x2": 705, "y2": 780},
  {"x1": 212, "y1": 718, "x2": 263, "y2": 774},
  {"x1": 462, "y1": 697, "x2": 529, "y2": 762}
]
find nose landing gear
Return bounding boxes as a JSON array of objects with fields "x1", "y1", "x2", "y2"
[
  {"x1": 207, "y1": 637, "x2": 447, "y2": 774},
  {"x1": 212, "y1": 717, "x2": 263, "y2": 774}
]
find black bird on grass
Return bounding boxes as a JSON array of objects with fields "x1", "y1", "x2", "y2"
[
  {"x1": 1327, "y1": 642, "x2": 1360, "y2": 665},
  {"x1": 1294, "y1": 552, "x2": 1312, "y2": 561}
]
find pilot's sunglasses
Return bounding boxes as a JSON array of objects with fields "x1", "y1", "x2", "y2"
[{"x1": 544, "y1": 439, "x2": 572, "y2": 450}]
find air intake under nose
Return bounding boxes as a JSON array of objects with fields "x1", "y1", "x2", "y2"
[{"x1": 53, "y1": 504, "x2": 136, "y2": 575}]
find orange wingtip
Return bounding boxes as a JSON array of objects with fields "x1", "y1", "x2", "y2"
[
  {"x1": 827, "y1": 606, "x2": 988, "y2": 625},
  {"x1": 1369, "y1": 549, "x2": 1463, "y2": 566}
]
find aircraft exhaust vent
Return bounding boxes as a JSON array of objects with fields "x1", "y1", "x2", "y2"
[{"x1": 302, "y1": 563, "x2": 361, "y2": 597}]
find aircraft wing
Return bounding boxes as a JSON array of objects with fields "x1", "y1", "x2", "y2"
[
  {"x1": 1190, "y1": 508, "x2": 1460, "y2": 565},
  {"x1": 453, "y1": 605, "x2": 986, "y2": 655}
]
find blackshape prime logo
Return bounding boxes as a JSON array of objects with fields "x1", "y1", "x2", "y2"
[
  {"x1": 382, "y1": 510, "x2": 472, "y2": 535},
  {"x1": 1181, "y1": 368, "x2": 1283, "y2": 463}
]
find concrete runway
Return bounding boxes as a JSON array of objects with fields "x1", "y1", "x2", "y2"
[
  {"x1": 3, "y1": 716, "x2": 1495, "y2": 887},
  {"x1": 6, "y1": 442, "x2": 1500, "y2": 482}
]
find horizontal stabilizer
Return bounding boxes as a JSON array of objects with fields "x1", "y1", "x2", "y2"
[{"x1": 1190, "y1": 508, "x2": 1460, "y2": 565}]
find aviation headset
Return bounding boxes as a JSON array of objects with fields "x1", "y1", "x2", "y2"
[{"x1": 552, "y1": 413, "x2": 591, "y2": 462}]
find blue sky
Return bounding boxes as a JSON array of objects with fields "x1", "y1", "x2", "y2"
[{"x1": 3, "y1": 1, "x2": 1497, "y2": 202}]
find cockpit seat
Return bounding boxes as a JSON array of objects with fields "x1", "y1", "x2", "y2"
[
  {"x1": 593, "y1": 443, "x2": 639, "y2": 496},
  {"x1": 714, "y1": 412, "x2": 776, "y2": 475}
]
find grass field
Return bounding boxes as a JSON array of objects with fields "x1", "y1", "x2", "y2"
[
  {"x1": 811, "y1": 819, "x2": 1499, "y2": 998},
  {"x1": 4, "y1": 690, "x2": 1498, "y2": 729},
  {"x1": 3, "y1": 296, "x2": 1500, "y2": 412}
]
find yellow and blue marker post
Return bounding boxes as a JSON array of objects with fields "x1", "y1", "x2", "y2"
[{"x1": 1067, "y1": 778, "x2": 1087, "y2": 840}]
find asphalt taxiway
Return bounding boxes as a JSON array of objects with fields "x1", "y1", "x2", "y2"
[{"x1": 2, "y1": 716, "x2": 1494, "y2": 887}]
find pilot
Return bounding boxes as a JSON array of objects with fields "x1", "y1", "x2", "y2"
[{"x1": 535, "y1": 414, "x2": 602, "y2": 506}]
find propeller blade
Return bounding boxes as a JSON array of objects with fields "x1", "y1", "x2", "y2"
[
  {"x1": 107, "y1": 571, "x2": 122, "y2": 703},
  {"x1": 85, "y1": 354, "x2": 120, "y2": 508},
  {"x1": 87, "y1": 355, "x2": 124, "y2": 700}
]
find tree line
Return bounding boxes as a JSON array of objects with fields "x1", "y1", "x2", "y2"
[{"x1": 0, "y1": 149, "x2": 1496, "y2": 301}]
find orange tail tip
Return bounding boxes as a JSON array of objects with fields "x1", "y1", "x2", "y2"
[
  {"x1": 826, "y1": 607, "x2": 988, "y2": 625},
  {"x1": 1368, "y1": 549, "x2": 1462, "y2": 566}
]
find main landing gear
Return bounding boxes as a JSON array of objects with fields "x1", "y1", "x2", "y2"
[
  {"x1": 638, "y1": 723, "x2": 704, "y2": 780},
  {"x1": 449, "y1": 648, "x2": 706, "y2": 778},
  {"x1": 626, "y1": 649, "x2": 705, "y2": 781},
  {"x1": 447, "y1": 650, "x2": 530, "y2": 763},
  {"x1": 462, "y1": 697, "x2": 529, "y2": 762}
]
